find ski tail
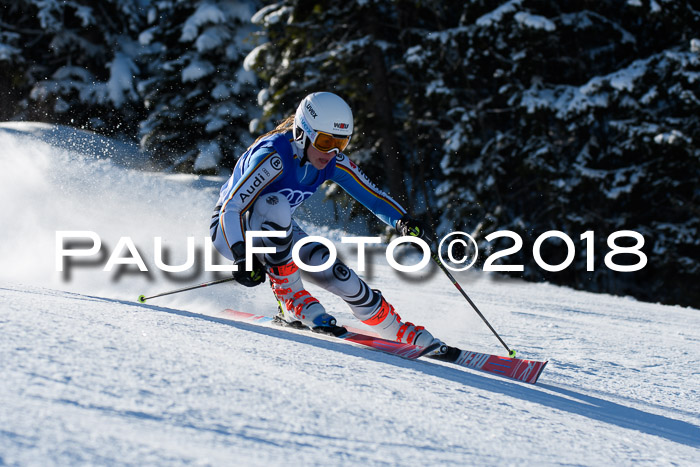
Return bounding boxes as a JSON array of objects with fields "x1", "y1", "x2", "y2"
[{"x1": 223, "y1": 309, "x2": 429, "y2": 360}]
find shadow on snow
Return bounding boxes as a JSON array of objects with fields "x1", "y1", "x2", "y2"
[{"x1": 102, "y1": 295, "x2": 700, "y2": 450}]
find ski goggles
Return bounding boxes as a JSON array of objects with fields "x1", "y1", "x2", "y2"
[{"x1": 310, "y1": 131, "x2": 351, "y2": 153}]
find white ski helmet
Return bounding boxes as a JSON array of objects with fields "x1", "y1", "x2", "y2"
[{"x1": 293, "y1": 92, "x2": 353, "y2": 154}]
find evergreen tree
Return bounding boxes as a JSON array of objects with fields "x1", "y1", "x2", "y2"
[
  {"x1": 138, "y1": 0, "x2": 259, "y2": 173},
  {"x1": 406, "y1": 0, "x2": 700, "y2": 307},
  {"x1": 0, "y1": 7, "x2": 26, "y2": 121},
  {"x1": 0, "y1": 0, "x2": 146, "y2": 138}
]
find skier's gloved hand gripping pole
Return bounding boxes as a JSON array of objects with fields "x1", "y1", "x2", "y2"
[
  {"x1": 230, "y1": 241, "x2": 266, "y2": 287},
  {"x1": 396, "y1": 215, "x2": 517, "y2": 358}
]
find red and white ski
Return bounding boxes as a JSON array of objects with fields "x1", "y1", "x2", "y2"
[
  {"x1": 430, "y1": 347, "x2": 548, "y2": 384},
  {"x1": 222, "y1": 309, "x2": 437, "y2": 360},
  {"x1": 222, "y1": 309, "x2": 547, "y2": 384}
]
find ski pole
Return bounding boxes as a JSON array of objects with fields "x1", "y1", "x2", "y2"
[
  {"x1": 137, "y1": 277, "x2": 236, "y2": 303},
  {"x1": 431, "y1": 251, "x2": 516, "y2": 357}
]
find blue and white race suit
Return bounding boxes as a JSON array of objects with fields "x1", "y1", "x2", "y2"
[
  {"x1": 209, "y1": 130, "x2": 442, "y2": 350},
  {"x1": 209, "y1": 130, "x2": 408, "y2": 322}
]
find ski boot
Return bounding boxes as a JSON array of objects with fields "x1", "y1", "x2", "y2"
[
  {"x1": 361, "y1": 293, "x2": 446, "y2": 353},
  {"x1": 268, "y1": 260, "x2": 336, "y2": 330}
]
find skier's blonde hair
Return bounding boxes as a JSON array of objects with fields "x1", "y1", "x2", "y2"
[{"x1": 248, "y1": 115, "x2": 295, "y2": 150}]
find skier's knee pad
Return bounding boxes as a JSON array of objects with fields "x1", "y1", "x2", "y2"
[
  {"x1": 299, "y1": 244, "x2": 382, "y2": 318},
  {"x1": 249, "y1": 192, "x2": 292, "y2": 231},
  {"x1": 297, "y1": 242, "x2": 334, "y2": 269},
  {"x1": 314, "y1": 261, "x2": 361, "y2": 298},
  {"x1": 299, "y1": 244, "x2": 356, "y2": 291}
]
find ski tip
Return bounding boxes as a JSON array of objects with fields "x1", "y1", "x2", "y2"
[
  {"x1": 137, "y1": 295, "x2": 147, "y2": 304},
  {"x1": 532, "y1": 361, "x2": 549, "y2": 384}
]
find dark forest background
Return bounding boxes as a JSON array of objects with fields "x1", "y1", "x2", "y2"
[{"x1": 1, "y1": 0, "x2": 698, "y2": 308}]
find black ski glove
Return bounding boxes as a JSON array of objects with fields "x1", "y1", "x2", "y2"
[
  {"x1": 230, "y1": 242, "x2": 266, "y2": 287},
  {"x1": 396, "y1": 215, "x2": 434, "y2": 247}
]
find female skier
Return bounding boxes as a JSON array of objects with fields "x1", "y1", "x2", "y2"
[{"x1": 210, "y1": 92, "x2": 440, "y2": 349}]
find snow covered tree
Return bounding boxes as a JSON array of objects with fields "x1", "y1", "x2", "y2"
[
  {"x1": 0, "y1": 17, "x2": 25, "y2": 121},
  {"x1": 407, "y1": 0, "x2": 700, "y2": 307},
  {"x1": 138, "y1": 0, "x2": 259, "y2": 173},
  {"x1": 0, "y1": 0, "x2": 146, "y2": 137}
]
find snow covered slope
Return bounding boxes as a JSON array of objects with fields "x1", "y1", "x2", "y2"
[{"x1": 1, "y1": 123, "x2": 699, "y2": 465}]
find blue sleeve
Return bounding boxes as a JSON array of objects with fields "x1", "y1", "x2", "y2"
[{"x1": 331, "y1": 154, "x2": 406, "y2": 227}]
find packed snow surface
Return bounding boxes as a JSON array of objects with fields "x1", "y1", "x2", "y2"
[{"x1": 1, "y1": 123, "x2": 699, "y2": 465}]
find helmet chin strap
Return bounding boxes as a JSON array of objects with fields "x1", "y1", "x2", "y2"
[
  {"x1": 292, "y1": 127, "x2": 310, "y2": 166},
  {"x1": 299, "y1": 137, "x2": 310, "y2": 166}
]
